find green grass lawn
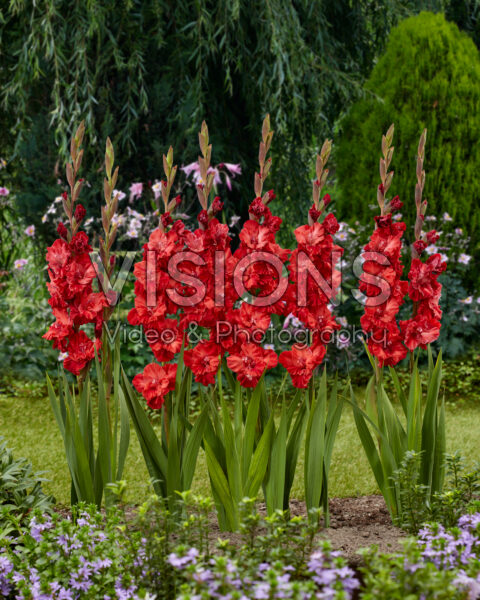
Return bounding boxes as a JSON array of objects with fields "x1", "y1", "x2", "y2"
[{"x1": 0, "y1": 384, "x2": 479, "y2": 506}]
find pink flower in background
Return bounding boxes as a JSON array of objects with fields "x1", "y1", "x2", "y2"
[
  {"x1": 113, "y1": 189, "x2": 126, "y2": 202},
  {"x1": 458, "y1": 253, "x2": 471, "y2": 265},
  {"x1": 181, "y1": 161, "x2": 241, "y2": 190},
  {"x1": 222, "y1": 163, "x2": 242, "y2": 176},
  {"x1": 181, "y1": 162, "x2": 199, "y2": 178},
  {"x1": 14, "y1": 259, "x2": 28, "y2": 270},
  {"x1": 0, "y1": 187, "x2": 9, "y2": 196},
  {"x1": 24, "y1": 225, "x2": 35, "y2": 237},
  {"x1": 129, "y1": 182, "x2": 143, "y2": 201}
]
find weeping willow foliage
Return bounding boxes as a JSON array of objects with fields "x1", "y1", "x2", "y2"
[
  {"x1": 0, "y1": 0, "x2": 436, "y2": 236},
  {"x1": 335, "y1": 12, "x2": 480, "y2": 256}
]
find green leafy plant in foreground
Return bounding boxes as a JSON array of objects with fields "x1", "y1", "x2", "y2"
[
  {"x1": 351, "y1": 347, "x2": 445, "y2": 523},
  {"x1": 203, "y1": 366, "x2": 343, "y2": 531},
  {"x1": 0, "y1": 437, "x2": 53, "y2": 539},
  {"x1": 392, "y1": 450, "x2": 480, "y2": 533},
  {"x1": 47, "y1": 342, "x2": 130, "y2": 508},
  {"x1": 121, "y1": 346, "x2": 208, "y2": 511}
]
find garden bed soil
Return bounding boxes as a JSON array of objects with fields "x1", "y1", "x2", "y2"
[
  {"x1": 321, "y1": 495, "x2": 405, "y2": 565},
  {"x1": 205, "y1": 494, "x2": 406, "y2": 566}
]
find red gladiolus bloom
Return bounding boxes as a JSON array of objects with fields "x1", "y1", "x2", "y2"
[
  {"x1": 63, "y1": 331, "x2": 101, "y2": 376},
  {"x1": 74, "y1": 204, "x2": 86, "y2": 223},
  {"x1": 132, "y1": 362, "x2": 177, "y2": 410},
  {"x1": 184, "y1": 341, "x2": 221, "y2": 386},
  {"x1": 407, "y1": 256, "x2": 446, "y2": 301},
  {"x1": 367, "y1": 324, "x2": 407, "y2": 367},
  {"x1": 226, "y1": 343, "x2": 278, "y2": 388},
  {"x1": 400, "y1": 315, "x2": 441, "y2": 351},
  {"x1": 279, "y1": 345, "x2": 326, "y2": 388}
]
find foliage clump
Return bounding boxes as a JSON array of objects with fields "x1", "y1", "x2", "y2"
[
  {"x1": 335, "y1": 12, "x2": 480, "y2": 254},
  {"x1": 0, "y1": 437, "x2": 53, "y2": 537}
]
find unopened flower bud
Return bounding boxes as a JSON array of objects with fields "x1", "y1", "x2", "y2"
[
  {"x1": 57, "y1": 222, "x2": 68, "y2": 240},
  {"x1": 265, "y1": 189, "x2": 276, "y2": 204},
  {"x1": 309, "y1": 204, "x2": 321, "y2": 222},
  {"x1": 175, "y1": 194, "x2": 182, "y2": 206},
  {"x1": 322, "y1": 193, "x2": 331, "y2": 207},
  {"x1": 198, "y1": 209, "x2": 209, "y2": 226},
  {"x1": 378, "y1": 184, "x2": 385, "y2": 195},
  {"x1": 74, "y1": 203, "x2": 86, "y2": 223},
  {"x1": 413, "y1": 240, "x2": 427, "y2": 254},
  {"x1": 390, "y1": 195, "x2": 403, "y2": 211},
  {"x1": 161, "y1": 212, "x2": 173, "y2": 228},
  {"x1": 211, "y1": 196, "x2": 224, "y2": 214}
]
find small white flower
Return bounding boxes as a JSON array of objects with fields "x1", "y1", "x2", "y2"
[
  {"x1": 229, "y1": 215, "x2": 241, "y2": 228},
  {"x1": 263, "y1": 344, "x2": 275, "y2": 351},
  {"x1": 439, "y1": 253, "x2": 448, "y2": 262},
  {"x1": 455, "y1": 227, "x2": 463, "y2": 235},
  {"x1": 41, "y1": 214, "x2": 48, "y2": 223},
  {"x1": 24, "y1": 225, "x2": 35, "y2": 237},
  {"x1": 458, "y1": 253, "x2": 471, "y2": 265},
  {"x1": 425, "y1": 245, "x2": 438, "y2": 255},
  {"x1": 462, "y1": 315, "x2": 469, "y2": 322},
  {"x1": 127, "y1": 207, "x2": 144, "y2": 220},
  {"x1": 336, "y1": 231, "x2": 348, "y2": 241},
  {"x1": 392, "y1": 213, "x2": 403, "y2": 221},
  {"x1": 425, "y1": 215, "x2": 437, "y2": 222},
  {"x1": 126, "y1": 228, "x2": 139, "y2": 239},
  {"x1": 58, "y1": 352, "x2": 68, "y2": 361},
  {"x1": 443, "y1": 211, "x2": 453, "y2": 222},
  {"x1": 84, "y1": 217, "x2": 94, "y2": 226},
  {"x1": 460, "y1": 296, "x2": 473, "y2": 305},
  {"x1": 337, "y1": 316, "x2": 348, "y2": 327},
  {"x1": 129, "y1": 218, "x2": 142, "y2": 230},
  {"x1": 54, "y1": 195, "x2": 63, "y2": 203}
]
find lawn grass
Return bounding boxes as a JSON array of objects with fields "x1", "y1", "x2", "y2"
[{"x1": 0, "y1": 382, "x2": 479, "y2": 506}]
